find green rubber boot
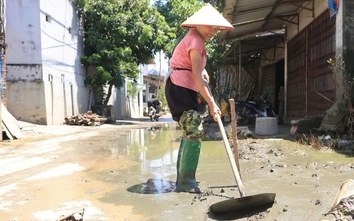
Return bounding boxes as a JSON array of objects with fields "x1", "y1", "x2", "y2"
[{"x1": 175, "y1": 138, "x2": 201, "y2": 193}]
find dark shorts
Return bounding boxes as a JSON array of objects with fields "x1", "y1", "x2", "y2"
[{"x1": 165, "y1": 77, "x2": 198, "y2": 122}]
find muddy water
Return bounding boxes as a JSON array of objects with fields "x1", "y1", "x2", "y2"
[{"x1": 1, "y1": 122, "x2": 353, "y2": 221}]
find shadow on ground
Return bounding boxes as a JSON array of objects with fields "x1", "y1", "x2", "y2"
[{"x1": 127, "y1": 179, "x2": 176, "y2": 194}]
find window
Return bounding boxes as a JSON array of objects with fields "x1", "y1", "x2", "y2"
[{"x1": 45, "y1": 14, "x2": 52, "y2": 23}]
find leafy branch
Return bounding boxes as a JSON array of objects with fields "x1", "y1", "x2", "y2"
[{"x1": 327, "y1": 54, "x2": 354, "y2": 138}]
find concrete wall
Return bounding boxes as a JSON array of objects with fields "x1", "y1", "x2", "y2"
[
  {"x1": 257, "y1": 42, "x2": 284, "y2": 96},
  {"x1": 6, "y1": 0, "x2": 46, "y2": 124},
  {"x1": 258, "y1": 0, "x2": 328, "y2": 69},
  {"x1": 335, "y1": 0, "x2": 344, "y2": 102},
  {"x1": 336, "y1": 1, "x2": 343, "y2": 58},
  {"x1": 40, "y1": 0, "x2": 87, "y2": 124},
  {"x1": 6, "y1": 0, "x2": 42, "y2": 65},
  {"x1": 257, "y1": 0, "x2": 329, "y2": 119},
  {"x1": 5, "y1": 0, "x2": 88, "y2": 125},
  {"x1": 259, "y1": 0, "x2": 327, "y2": 69},
  {"x1": 287, "y1": 0, "x2": 328, "y2": 41},
  {"x1": 7, "y1": 81, "x2": 47, "y2": 124},
  {"x1": 340, "y1": 0, "x2": 354, "y2": 102},
  {"x1": 259, "y1": 42, "x2": 285, "y2": 69}
]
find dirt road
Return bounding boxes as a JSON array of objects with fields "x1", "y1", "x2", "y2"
[{"x1": 0, "y1": 117, "x2": 353, "y2": 221}]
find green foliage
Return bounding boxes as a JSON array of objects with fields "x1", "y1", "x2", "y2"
[
  {"x1": 78, "y1": 0, "x2": 174, "y2": 105},
  {"x1": 77, "y1": 0, "x2": 233, "y2": 106},
  {"x1": 154, "y1": 0, "x2": 202, "y2": 57},
  {"x1": 154, "y1": 0, "x2": 234, "y2": 86},
  {"x1": 328, "y1": 54, "x2": 354, "y2": 138},
  {"x1": 157, "y1": 85, "x2": 167, "y2": 108},
  {"x1": 127, "y1": 81, "x2": 138, "y2": 97},
  {"x1": 327, "y1": 54, "x2": 353, "y2": 101},
  {"x1": 205, "y1": 37, "x2": 235, "y2": 86}
]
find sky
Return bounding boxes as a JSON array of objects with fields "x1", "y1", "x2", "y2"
[
  {"x1": 144, "y1": 51, "x2": 169, "y2": 77},
  {"x1": 149, "y1": 0, "x2": 170, "y2": 76}
]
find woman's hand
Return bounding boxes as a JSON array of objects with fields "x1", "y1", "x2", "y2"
[
  {"x1": 202, "y1": 69, "x2": 209, "y2": 83},
  {"x1": 209, "y1": 100, "x2": 221, "y2": 122},
  {"x1": 202, "y1": 78, "x2": 220, "y2": 121}
]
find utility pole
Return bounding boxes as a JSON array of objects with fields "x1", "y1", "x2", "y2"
[{"x1": 156, "y1": 50, "x2": 162, "y2": 95}]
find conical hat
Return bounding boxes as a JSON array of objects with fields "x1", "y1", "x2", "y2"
[{"x1": 181, "y1": 3, "x2": 234, "y2": 30}]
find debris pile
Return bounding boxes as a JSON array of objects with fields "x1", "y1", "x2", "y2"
[{"x1": 64, "y1": 111, "x2": 107, "y2": 126}]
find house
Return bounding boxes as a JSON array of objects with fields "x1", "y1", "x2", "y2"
[
  {"x1": 5, "y1": 0, "x2": 88, "y2": 125},
  {"x1": 4, "y1": 0, "x2": 166, "y2": 124},
  {"x1": 218, "y1": 0, "x2": 352, "y2": 123},
  {"x1": 141, "y1": 52, "x2": 168, "y2": 107},
  {"x1": 143, "y1": 72, "x2": 165, "y2": 100}
]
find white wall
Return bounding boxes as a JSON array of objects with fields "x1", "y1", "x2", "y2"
[
  {"x1": 5, "y1": 0, "x2": 88, "y2": 125},
  {"x1": 40, "y1": 0, "x2": 87, "y2": 124},
  {"x1": 6, "y1": 0, "x2": 42, "y2": 67},
  {"x1": 287, "y1": 0, "x2": 328, "y2": 41},
  {"x1": 5, "y1": 0, "x2": 47, "y2": 124},
  {"x1": 40, "y1": 0, "x2": 85, "y2": 85},
  {"x1": 7, "y1": 81, "x2": 47, "y2": 124}
]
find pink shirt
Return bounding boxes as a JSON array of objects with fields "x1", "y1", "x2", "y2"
[{"x1": 170, "y1": 29, "x2": 207, "y2": 92}]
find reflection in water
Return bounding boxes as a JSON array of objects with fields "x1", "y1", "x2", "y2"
[
  {"x1": 148, "y1": 126, "x2": 160, "y2": 140},
  {"x1": 108, "y1": 123, "x2": 233, "y2": 174},
  {"x1": 108, "y1": 125, "x2": 181, "y2": 194},
  {"x1": 107, "y1": 123, "x2": 233, "y2": 195},
  {"x1": 109, "y1": 123, "x2": 182, "y2": 174}
]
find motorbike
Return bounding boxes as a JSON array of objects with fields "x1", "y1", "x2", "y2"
[
  {"x1": 235, "y1": 94, "x2": 278, "y2": 125},
  {"x1": 148, "y1": 106, "x2": 160, "y2": 122}
]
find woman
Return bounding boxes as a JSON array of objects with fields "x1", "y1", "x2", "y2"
[{"x1": 165, "y1": 3, "x2": 234, "y2": 193}]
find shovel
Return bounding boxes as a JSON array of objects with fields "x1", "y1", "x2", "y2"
[
  {"x1": 330, "y1": 179, "x2": 354, "y2": 210},
  {"x1": 209, "y1": 112, "x2": 276, "y2": 215},
  {"x1": 203, "y1": 81, "x2": 275, "y2": 214}
]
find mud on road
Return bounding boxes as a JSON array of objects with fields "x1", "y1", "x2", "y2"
[
  {"x1": 0, "y1": 119, "x2": 354, "y2": 221},
  {"x1": 222, "y1": 137, "x2": 354, "y2": 221}
]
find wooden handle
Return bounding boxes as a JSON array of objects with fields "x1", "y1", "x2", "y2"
[
  {"x1": 202, "y1": 81, "x2": 246, "y2": 197},
  {"x1": 229, "y1": 99, "x2": 241, "y2": 178},
  {"x1": 216, "y1": 114, "x2": 246, "y2": 197}
]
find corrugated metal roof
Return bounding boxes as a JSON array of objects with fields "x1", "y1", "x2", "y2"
[
  {"x1": 219, "y1": 0, "x2": 314, "y2": 61},
  {"x1": 221, "y1": 0, "x2": 313, "y2": 40}
]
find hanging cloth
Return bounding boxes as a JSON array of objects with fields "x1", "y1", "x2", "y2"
[{"x1": 328, "y1": 0, "x2": 338, "y2": 17}]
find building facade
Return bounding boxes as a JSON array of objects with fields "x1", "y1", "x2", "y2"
[
  {"x1": 219, "y1": 0, "x2": 353, "y2": 121},
  {"x1": 6, "y1": 0, "x2": 88, "y2": 125}
]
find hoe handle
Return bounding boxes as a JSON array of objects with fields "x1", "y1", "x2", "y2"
[
  {"x1": 216, "y1": 113, "x2": 246, "y2": 197},
  {"x1": 203, "y1": 80, "x2": 246, "y2": 197},
  {"x1": 229, "y1": 99, "x2": 241, "y2": 178}
]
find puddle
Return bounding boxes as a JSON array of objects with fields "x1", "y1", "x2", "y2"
[
  {"x1": 127, "y1": 178, "x2": 175, "y2": 194},
  {"x1": 1, "y1": 122, "x2": 354, "y2": 221}
]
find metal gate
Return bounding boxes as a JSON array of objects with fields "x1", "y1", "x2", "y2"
[{"x1": 287, "y1": 10, "x2": 336, "y2": 118}]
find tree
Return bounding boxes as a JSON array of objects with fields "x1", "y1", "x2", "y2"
[
  {"x1": 153, "y1": 0, "x2": 234, "y2": 86},
  {"x1": 153, "y1": 0, "x2": 200, "y2": 57},
  {"x1": 78, "y1": 0, "x2": 174, "y2": 105}
]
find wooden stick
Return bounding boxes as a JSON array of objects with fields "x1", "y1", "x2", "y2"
[
  {"x1": 229, "y1": 99, "x2": 241, "y2": 179},
  {"x1": 216, "y1": 114, "x2": 246, "y2": 197}
]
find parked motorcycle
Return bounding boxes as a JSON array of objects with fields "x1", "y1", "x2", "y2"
[
  {"x1": 148, "y1": 106, "x2": 160, "y2": 122},
  {"x1": 235, "y1": 94, "x2": 278, "y2": 125}
]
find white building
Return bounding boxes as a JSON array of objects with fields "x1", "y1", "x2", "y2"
[{"x1": 5, "y1": 0, "x2": 88, "y2": 125}]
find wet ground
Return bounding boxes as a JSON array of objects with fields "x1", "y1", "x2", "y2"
[{"x1": 0, "y1": 115, "x2": 353, "y2": 221}]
